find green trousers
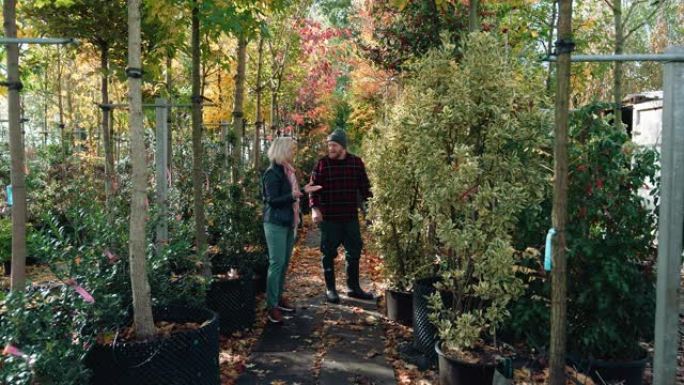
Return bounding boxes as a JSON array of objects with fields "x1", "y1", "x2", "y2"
[
  {"x1": 319, "y1": 219, "x2": 363, "y2": 273},
  {"x1": 263, "y1": 222, "x2": 296, "y2": 309}
]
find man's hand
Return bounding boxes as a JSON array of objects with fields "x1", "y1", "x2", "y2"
[
  {"x1": 312, "y1": 207, "x2": 323, "y2": 224},
  {"x1": 304, "y1": 181, "x2": 323, "y2": 193}
]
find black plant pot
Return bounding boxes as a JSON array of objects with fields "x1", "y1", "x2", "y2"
[
  {"x1": 582, "y1": 355, "x2": 648, "y2": 385},
  {"x1": 386, "y1": 289, "x2": 413, "y2": 327},
  {"x1": 436, "y1": 342, "x2": 497, "y2": 385},
  {"x1": 412, "y1": 277, "x2": 442, "y2": 359},
  {"x1": 252, "y1": 265, "x2": 268, "y2": 295},
  {"x1": 85, "y1": 306, "x2": 220, "y2": 385},
  {"x1": 2, "y1": 260, "x2": 10, "y2": 276},
  {"x1": 207, "y1": 271, "x2": 256, "y2": 335},
  {"x1": 252, "y1": 273, "x2": 267, "y2": 295}
]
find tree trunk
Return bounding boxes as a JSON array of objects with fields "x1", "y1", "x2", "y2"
[
  {"x1": 57, "y1": 50, "x2": 65, "y2": 136},
  {"x1": 269, "y1": 70, "x2": 283, "y2": 137},
  {"x1": 613, "y1": 0, "x2": 624, "y2": 128},
  {"x1": 4, "y1": 0, "x2": 26, "y2": 291},
  {"x1": 268, "y1": 40, "x2": 289, "y2": 137},
  {"x1": 65, "y1": 54, "x2": 74, "y2": 153},
  {"x1": 101, "y1": 46, "x2": 115, "y2": 209},
  {"x1": 231, "y1": 36, "x2": 247, "y2": 183},
  {"x1": 219, "y1": 69, "x2": 230, "y2": 170},
  {"x1": 200, "y1": 59, "x2": 208, "y2": 104},
  {"x1": 44, "y1": 69, "x2": 49, "y2": 146},
  {"x1": 270, "y1": 89, "x2": 278, "y2": 136},
  {"x1": 109, "y1": 109, "x2": 115, "y2": 165},
  {"x1": 254, "y1": 34, "x2": 264, "y2": 170},
  {"x1": 546, "y1": 0, "x2": 558, "y2": 93},
  {"x1": 127, "y1": 0, "x2": 155, "y2": 339},
  {"x1": 469, "y1": 0, "x2": 480, "y2": 32},
  {"x1": 549, "y1": 0, "x2": 573, "y2": 384},
  {"x1": 192, "y1": 0, "x2": 211, "y2": 277}
]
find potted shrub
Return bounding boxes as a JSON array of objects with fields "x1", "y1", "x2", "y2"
[
  {"x1": 1, "y1": 217, "x2": 11, "y2": 276},
  {"x1": 565, "y1": 104, "x2": 658, "y2": 385},
  {"x1": 385, "y1": 33, "x2": 548, "y2": 384},
  {"x1": 243, "y1": 251, "x2": 269, "y2": 294},
  {"x1": 206, "y1": 166, "x2": 268, "y2": 297},
  {"x1": 207, "y1": 258, "x2": 256, "y2": 335},
  {"x1": 0, "y1": 219, "x2": 38, "y2": 277},
  {"x1": 23, "y1": 181, "x2": 217, "y2": 385},
  {"x1": 1, "y1": 288, "x2": 94, "y2": 384},
  {"x1": 365, "y1": 109, "x2": 434, "y2": 327},
  {"x1": 495, "y1": 105, "x2": 659, "y2": 383}
]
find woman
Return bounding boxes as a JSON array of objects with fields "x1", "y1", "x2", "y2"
[{"x1": 262, "y1": 136, "x2": 321, "y2": 323}]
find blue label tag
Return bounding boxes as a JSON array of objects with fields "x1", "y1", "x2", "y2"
[
  {"x1": 5, "y1": 185, "x2": 12, "y2": 207},
  {"x1": 544, "y1": 228, "x2": 556, "y2": 272}
]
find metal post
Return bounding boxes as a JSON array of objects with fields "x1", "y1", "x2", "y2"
[
  {"x1": 154, "y1": 98, "x2": 169, "y2": 249},
  {"x1": 654, "y1": 46, "x2": 684, "y2": 385},
  {"x1": 0, "y1": 37, "x2": 76, "y2": 45},
  {"x1": 546, "y1": 53, "x2": 684, "y2": 62}
]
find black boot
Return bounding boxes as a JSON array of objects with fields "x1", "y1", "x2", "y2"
[
  {"x1": 346, "y1": 260, "x2": 374, "y2": 300},
  {"x1": 324, "y1": 270, "x2": 340, "y2": 304}
]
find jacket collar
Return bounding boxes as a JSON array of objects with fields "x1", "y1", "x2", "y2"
[{"x1": 268, "y1": 162, "x2": 286, "y2": 175}]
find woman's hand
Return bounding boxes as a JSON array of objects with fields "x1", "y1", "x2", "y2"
[
  {"x1": 292, "y1": 189, "x2": 303, "y2": 199},
  {"x1": 304, "y1": 181, "x2": 323, "y2": 193},
  {"x1": 312, "y1": 207, "x2": 323, "y2": 224}
]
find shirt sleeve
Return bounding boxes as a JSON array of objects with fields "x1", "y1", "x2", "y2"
[
  {"x1": 358, "y1": 157, "x2": 372, "y2": 202},
  {"x1": 309, "y1": 159, "x2": 324, "y2": 208}
]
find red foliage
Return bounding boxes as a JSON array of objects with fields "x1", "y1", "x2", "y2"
[{"x1": 282, "y1": 18, "x2": 349, "y2": 131}]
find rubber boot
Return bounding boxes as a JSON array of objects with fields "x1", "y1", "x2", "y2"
[
  {"x1": 346, "y1": 260, "x2": 374, "y2": 300},
  {"x1": 324, "y1": 269, "x2": 340, "y2": 304}
]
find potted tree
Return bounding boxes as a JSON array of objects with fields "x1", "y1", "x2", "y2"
[
  {"x1": 390, "y1": 33, "x2": 548, "y2": 384},
  {"x1": 565, "y1": 104, "x2": 658, "y2": 385},
  {"x1": 86, "y1": 3, "x2": 220, "y2": 383},
  {"x1": 365, "y1": 107, "x2": 433, "y2": 327}
]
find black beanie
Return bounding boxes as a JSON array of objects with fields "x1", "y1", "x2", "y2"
[{"x1": 327, "y1": 129, "x2": 347, "y2": 148}]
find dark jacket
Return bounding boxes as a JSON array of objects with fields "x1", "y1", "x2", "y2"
[{"x1": 262, "y1": 163, "x2": 296, "y2": 227}]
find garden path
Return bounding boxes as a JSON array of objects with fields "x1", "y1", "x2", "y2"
[{"x1": 236, "y1": 221, "x2": 396, "y2": 385}]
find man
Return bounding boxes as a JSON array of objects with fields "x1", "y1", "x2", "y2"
[{"x1": 309, "y1": 129, "x2": 374, "y2": 303}]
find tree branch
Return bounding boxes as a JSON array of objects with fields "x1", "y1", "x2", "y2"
[
  {"x1": 624, "y1": 2, "x2": 662, "y2": 41},
  {"x1": 623, "y1": 0, "x2": 649, "y2": 28},
  {"x1": 602, "y1": 0, "x2": 615, "y2": 11}
]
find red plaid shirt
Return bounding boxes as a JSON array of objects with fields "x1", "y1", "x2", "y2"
[{"x1": 309, "y1": 153, "x2": 372, "y2": 222}]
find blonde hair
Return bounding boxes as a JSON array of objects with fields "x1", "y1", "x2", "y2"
[{"x1": 267, "y1": 136, "x2": 296, "y2": 164}]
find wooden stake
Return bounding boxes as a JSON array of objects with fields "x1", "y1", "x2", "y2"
[{"x1": 549, "y1": 1, "x2": 573, "y2": 384}]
